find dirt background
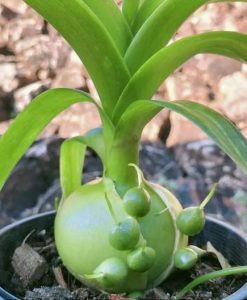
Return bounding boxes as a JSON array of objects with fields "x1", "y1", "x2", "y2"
[{"x1": 0, "y1": 1, "x2": 247, "y2": 231}]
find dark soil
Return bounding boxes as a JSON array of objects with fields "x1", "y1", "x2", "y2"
[{"x1": 4, "y1": 227, "x2": 247, "y2": 300}]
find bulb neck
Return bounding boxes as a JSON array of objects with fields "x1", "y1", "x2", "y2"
[{"x1": 105, "y1": 137, "x2": 140, "y2": 196}]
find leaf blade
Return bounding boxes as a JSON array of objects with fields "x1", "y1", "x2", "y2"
[
  {"x1": 60, "y1": 137, "x2": 87, "y2": 199},
  {"x1": 0, "y1": 88, "x2": 97, "y2": 190},
  {"x1": 122, "y1": 0, "x2": 140, "y2": 28},
  {"x1": 83, "y1": 0, "x2": 132, "y2": 55},
  {"x1": 60, "y1": 128, "x2": 106, "y2": 199},
  {"x1": 131, "y1": 0, "x2": 164, "y2": 33},
  {"x1": 133, "y1": 0, "x2": 238, "y2": 34},
  {"x1": 114, "y1": 99, "x2": 247, "y2": 176},
  {"x1": 114, "y1": 31, "x2": 247, "y2": 122},
  {"x1": 25, "y1": 0, "x2": 130, "y2": 116},
  {"x1": 126, "y1": 0, "x2": 247, "y2": 68},
  {"x1": 176, "y1": 266, "x2": 247, "y2": 300},
  {"x1": 124, "y1": 0, "x2": 206, "y2": 74}
]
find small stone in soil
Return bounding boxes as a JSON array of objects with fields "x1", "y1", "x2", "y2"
[{"x1": 12, "y1": 243, "x2": 48, "y2": 287}]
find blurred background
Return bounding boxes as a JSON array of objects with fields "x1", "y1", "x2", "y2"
[{"x1": 0, "y1": 0, "x2": 247, "y2": 231}]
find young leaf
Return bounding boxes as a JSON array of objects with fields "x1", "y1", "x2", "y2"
[
  {"x1": 25, "y1": 0, "x2": 130, "y2": 116},
  {"x1": 125, "y1": 0, "x2": 247, "y2": 74},
  {"x1": 82, "y1": 128, "x2": 106, "y2": 164},
  {"x1": 0, "y1": 89, "x2": 99, "y2": 190},
  {"x1": 113, "y1": 100, "x2": 247, "y2": 177},
  {"x1": 114, "y1": 31, "x2": 247, "y2": 122},
  {"x1": 60, "y1": 137, "x2": 87, "y2": 199},
  {"x1": 124, "y1": 0, "x2": 206, "y2": 74},
  {"x1": 60, "y1": 127, "x2": 107, "y2": 199},
  {"x1": 175, "y1": 266, "x2": 247, "y2": 299},
  {"x1": 131, "y1": 0, "x2": 164, "y2": 33},
  {"x1": 82, "y1": 0, "x2": 132, "y2": 55},
  {"x1": 136, "y1": 0, "x2": 247, "y2": 33},
  {"x1": 122, "y1": 0, "x2": 140, "y2": 28}
]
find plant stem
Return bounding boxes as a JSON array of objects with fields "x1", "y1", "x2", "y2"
[
  {"x1": 175, "y1": 266, "x2": 247, "y2": 299},
  {"x1": 129, "y1": 163, "x2": 143, "y2": 187},
  {"x1": 104, "y1": 192, "x2": 118, "y2": 224},
  {"x1": 200, "y1": 183, "x2": 217, "y2": 209},
  {"x1": 106, "y1": 138, "x2": 140, "y2": 196}
]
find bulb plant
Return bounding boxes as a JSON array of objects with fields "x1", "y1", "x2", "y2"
[{"x1": 0, "y1": 0, "x2": 247, "y2": 297}]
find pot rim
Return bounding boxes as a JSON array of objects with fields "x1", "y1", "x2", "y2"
[
  {"x1": 0, "y1": 211, "x2": 55, "y2": 236},
  {"x1": 0, "y1": 211, "x2": 246, "y2": 300}
]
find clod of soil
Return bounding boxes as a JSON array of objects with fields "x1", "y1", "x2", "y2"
[{"x1": 12, "y1": 243, "x2": 48, "y2": 287}]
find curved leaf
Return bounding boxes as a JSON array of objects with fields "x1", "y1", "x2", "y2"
[
  {"x1": 60, "y1": 137, "x2": 87, "y2": 199},
  {"x1": 25, "y1": 0, "x2": 130, "y2": 116},
  {"x1": 82, "y1": 128, "x2": 106, "y2": 163},
  {"x1": 114, "y1": 31, "x2": 247, "y2": 122},
  {"x1": 83, "y1": 0, "x2": 132, "y2": 55},
  {"x1": 176, "y1": 266, "x2": 247, "y2": 300},
  {"x1": 114, "y1": 99, "x2": 247, "y2": 176},
  {"x1": 131, "y1": 0, "x2": 164, "y2": 33},
  {"x1": 122, "y1": 0, "x2": 140, "y2": 28},
  {"x1": 137, "y1": 0, "x2": 247, "y2": 33},
  {"x1": 124, "y1": 0, "x2": 206, "y2": 74},
  {"x1": 60, "y1": 128, "x2": 105, "y2": 199},
  {"x1": 0, "y1": 89, "x2": 100, "y2": 190},
  {"x1": 125, "y1": 0, "x2": 247, "y2": 74}
]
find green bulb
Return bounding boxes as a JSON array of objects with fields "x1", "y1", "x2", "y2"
[
  {"x1": 123, "y1": 187, "x2": 151, "y2": 218},
  {"x1": 127, "y1": 246, "x2": 156, "y2": 272},
  {"x1": 93, "y1": 257, "x2": 128, "y2": 288},
  {"x1": 109, "y1": 217, "x2": 140, "y2": 250},
  {"x1": 174, "y1": 248, "x2": 198, "y2": 270},
  {"x1": 176, "y1": 207, "x2": 205, "y2": 236}
]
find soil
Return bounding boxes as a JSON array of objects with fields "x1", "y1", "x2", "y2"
[{"x1": 3, "y1": 227, "x2": 247, "y2": 300}]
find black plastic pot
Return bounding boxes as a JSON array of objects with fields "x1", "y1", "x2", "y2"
[{"x1": 0, "y1": 211, "x2": 247, "y2": 300}]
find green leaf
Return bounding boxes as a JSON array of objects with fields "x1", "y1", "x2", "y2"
[
  {"x1": 60, "y1": 137, "x2": 87, "y2": 199},
  {"x1": 114, "y1": 31, "x2": 247, "y2": 122},
  {"x1": 82, "y1": 0, "x2": 132, "y2": 55},
  {"x1": 25, "y1": 0, "x2": 130, "y2": 116},
  {"x1": 175, "y1": 266, "x2": 247, "y2": 299},
  {"x1": 82, "y1": 128, "x2": 106, "y2": 164},
  {"x1": 212, "y1": 0, "x2": 247, "y2": 2},
  {"x1": 131, "y1": 0, "x2": 247, "y2": 46},
  {"x1": 124, "y1": 0, "x2": 206, "y2": 74},
  {"x1": 114, "y1": 99, "x2": 247, "y2": 176},
  {"x1": 122, "y1": 0, "x2": 140, "y2": 28},
  {"x1": 0, "y1": 88, "x2": 99, "y2": 190},
  {"x1": 131, "y1": 0, "x2": 164, "y2": 33},
  {"x1": 60, "y1": 128, "x2": 105, "y2": 199}
]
